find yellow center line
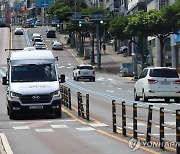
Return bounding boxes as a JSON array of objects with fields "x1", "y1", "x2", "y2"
[{"x1": 63, "y1": 106, "x2": 161, "y2": 154}]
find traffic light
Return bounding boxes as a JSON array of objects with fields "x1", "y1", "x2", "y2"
[
  {"x1": 79, "y1": 21, "x2": 82, "y2": 27},
  {"x1": 100, "y1": 20, "x2": 104, "y2": 24}
]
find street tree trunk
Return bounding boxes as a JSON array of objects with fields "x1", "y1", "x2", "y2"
[{"x1": 159, "y1": 35, "x2": 166, "y2": 67}]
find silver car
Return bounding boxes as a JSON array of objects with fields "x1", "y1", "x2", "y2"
[{"x1": 52, "y1": 41, "x2": 63, "y2": 50}]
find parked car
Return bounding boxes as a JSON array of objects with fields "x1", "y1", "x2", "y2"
[
  {"x1": 73, "y1": 64, "x2": 95, "y2": 82},
  {"x1": 52, "y1": 41, "x2": 63, "y2": 50},
  {"x1": 14, "y1": 28, "x2": 23, "y2": 35},
  {"x1": 47, "y1": 29, "x2": 56, "y2": 38},
  {"x1": 134, "y1": 67, "x2": 180, "y2": 102},
  {"x1": 34, "y1": 42, "x2": 46, "y2": 50}
]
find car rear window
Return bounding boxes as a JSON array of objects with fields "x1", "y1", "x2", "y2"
[
  {"x1": 48, "y1": 30, "x2": 55, "y2": 33},
  {"x1": 79, "y1": 66, "x2": 93, "y2": 70},
  {"x1": 149, "y1": 69, "x2": 179, "y2": 78}
]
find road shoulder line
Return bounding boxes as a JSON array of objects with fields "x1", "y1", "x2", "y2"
[{"x1": 0, "y1": 133, "x2": 13, "y2": 154}]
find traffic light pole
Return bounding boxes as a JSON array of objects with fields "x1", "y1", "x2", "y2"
[{"x1": 96, "y1": 22, "x2": 101, "y2": 69}]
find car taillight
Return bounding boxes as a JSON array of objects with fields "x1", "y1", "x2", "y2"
[
  {"x1": 173, "y1": 80, "x2": 180, "y2": 84},
  {"x1": 148, "y1": 79, "x2": 158, "y2": 84},
  {"x1": 78, "y1": 70, "x2": 80, "y2": 75}
]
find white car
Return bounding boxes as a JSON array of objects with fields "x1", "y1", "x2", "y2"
[
  {"x1": 23, "y1": 47, "x2": 36, "y2": 51},
  {"x1": 31, "y1": 33, "x2": 42, "y2": 41},
  {"x1": 73, "y1": 64, "x2": 95, "y2": 82},
  {"x1": 14, "y1": 28, "x2": 23, "y2": 35},
  {"x1": 34, "y1": 42, "x2": 46, "y2": 50},
  {"x1": 52, "y1": 41, "x2": 63, "y2": 50},
  {"x1": 134, "y1": 67, "x2": 180, "y2": 102}
]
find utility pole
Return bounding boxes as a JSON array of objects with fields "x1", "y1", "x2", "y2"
[{"x1": 96, "y1": 22, "x2": 101, "y2": 68}]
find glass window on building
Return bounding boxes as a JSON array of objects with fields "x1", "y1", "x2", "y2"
[{"x1": 149, "y1": 39, "x2": 155, "y2": 48}]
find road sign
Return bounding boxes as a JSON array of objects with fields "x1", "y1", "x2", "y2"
[
  {"x1": 52, "y1": 19, "x2": 59, "y2": 23},
  {"x1": 72, "y1": 14, "x2": 82, "y2": 19},
  {"x1": 93, "y1": 14, "x2": 103, "y2": 19}
]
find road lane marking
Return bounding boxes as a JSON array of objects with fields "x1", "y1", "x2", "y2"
[
  {"x1": 106, "y1": 90, "x2": 114, "y2": 93},
  {"x1": 108, "y1": 85, "x2": 113, "y2": 87},
  {"x1": 35, "y1": 129, "x2": 54, "y2": 132},
  {"x1": 96, "y1": 130, "x2": 160, "y2": 154},
  {"x1": 76, "y1": 127, "x2": 96, "y2": 131},
  {"x1": 51, "y1": 125, "x2": 68, "y2": 128},
  {"x1": 58, "y1": 66, "x2": 65, "y2": 68},
  {"x1": 96, "y1": 77, "x2": 104, "y2": 81},
  {"x1": 88, "y1": 123, "x2": 108, "y2": 127},
  {"x1": 107, "y1": 79, "x2": 114, "y2": 81},
  {"x1": 13, "y1": 126, "x2": 30, "y2": 130},
  {"x1": 0, "y1": 133, "x2": 13, "y2": 154}
]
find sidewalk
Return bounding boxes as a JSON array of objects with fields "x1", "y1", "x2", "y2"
[{"x1": 60, "y1": 35, "x2": 132, "y2": 76}]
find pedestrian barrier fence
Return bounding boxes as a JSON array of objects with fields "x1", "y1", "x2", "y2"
[
  {"x1": 112, "y1": 100, "x2": 180, "y2": 153},
  {"x1": 77, "y1": 92, "x2": 89, "y2": 120},
  {"x1": 60, "y1": 85, "x2": 71, "y2": 110}
]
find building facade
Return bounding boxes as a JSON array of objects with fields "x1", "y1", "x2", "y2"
[{"x1": 104, "y1": 0, "x2": 180, "y2": 71}]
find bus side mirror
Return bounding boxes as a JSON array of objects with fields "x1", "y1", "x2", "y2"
[
  {"x1": 59, "y1": 74, "x2": 65, "y2": 83},
  {"x1": 2, "y1": 76, "x2": 9, "y2": 85}
]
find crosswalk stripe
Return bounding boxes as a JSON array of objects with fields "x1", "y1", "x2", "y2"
[
  {"x1": 35, "y1": 129, "x2": 54, "y2": 132},
  {"x1": 13, "y1": 126, "x2": 30, "y2": 130},
  {"x1": 88, "y1": 123, "x2": 108, "y2": 127},
  {"x1": 76, "y1": 127, "x2": 96, "y2": 131},
  {"x1": 51, "y1": 125, "x2": 68, "y2": 128}
]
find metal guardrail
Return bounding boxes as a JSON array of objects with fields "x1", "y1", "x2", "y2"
[
  {"x1": 77, "y1": 92, "x2": 89, "y2": 120},
  {"x1": 112, "y1": 100, "x2": 180, "y2": 153},
  {"x1": 60, "y1": 85, "x2": 71, "y2": 110}
]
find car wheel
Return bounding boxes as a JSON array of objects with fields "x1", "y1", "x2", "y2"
[
  {"x1": 142, "y1": 91, "x2": 148, "y2": 102},
  {"x1": 164, "y1": 98, "x2": 170, "y2": 103},
  {"x1": 7, "y1": 106, "x2": 9, "y2": 115},
  {"x1": 9, "y1": 110, "x2": 16, "y2": 120},
  {"x1": 92, "y1": 77, "x2": 95, "y2": 82},
  {"x1": 174, "y1": 98, "x2": 180, "y2": 103},
  {"x1": 134, "y1": 89, "x2": 140, "y2": 101},
  {"x1": 54, "y1": 106, "x2": 62, "y2": 118}
]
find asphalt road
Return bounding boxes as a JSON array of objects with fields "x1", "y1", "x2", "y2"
[{"x1": 0, "y1": 26, "x2": 178, "y2": 154}]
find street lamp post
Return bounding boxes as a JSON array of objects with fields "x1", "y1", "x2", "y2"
[{"x1": 96, "y1": 22, "x2": 101, "y2": 69}]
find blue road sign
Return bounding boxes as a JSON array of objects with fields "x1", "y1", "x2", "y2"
[
  {"x1": 52, "y1": 19, "x2": 59, "y2": 23},
  {"x1": 35, "y1": 0, "x2": 54, "y2": 8},
  {"x1": 72, "y1": 14, "x2": 82, "y2": 19},
  {"x1": 14, "y1": 3, "x2": 21, "y2": 9},
  {"x1": 93, "y1": 14, "x2": 103, "y2": 19}
]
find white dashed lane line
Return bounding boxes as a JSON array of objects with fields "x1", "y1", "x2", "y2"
[
  {"x1": 13, "y1": 126, "x2": 30, "y2": 130},
  {"x1": 35, "y1": 129, "x2": 54, "y2": 132},
  {"x1": 106, "y1": 90, "x2": 114, "y2": 93},
  {"x1": 51, "y1": 125, "x2": 69, "y2": 128}
]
